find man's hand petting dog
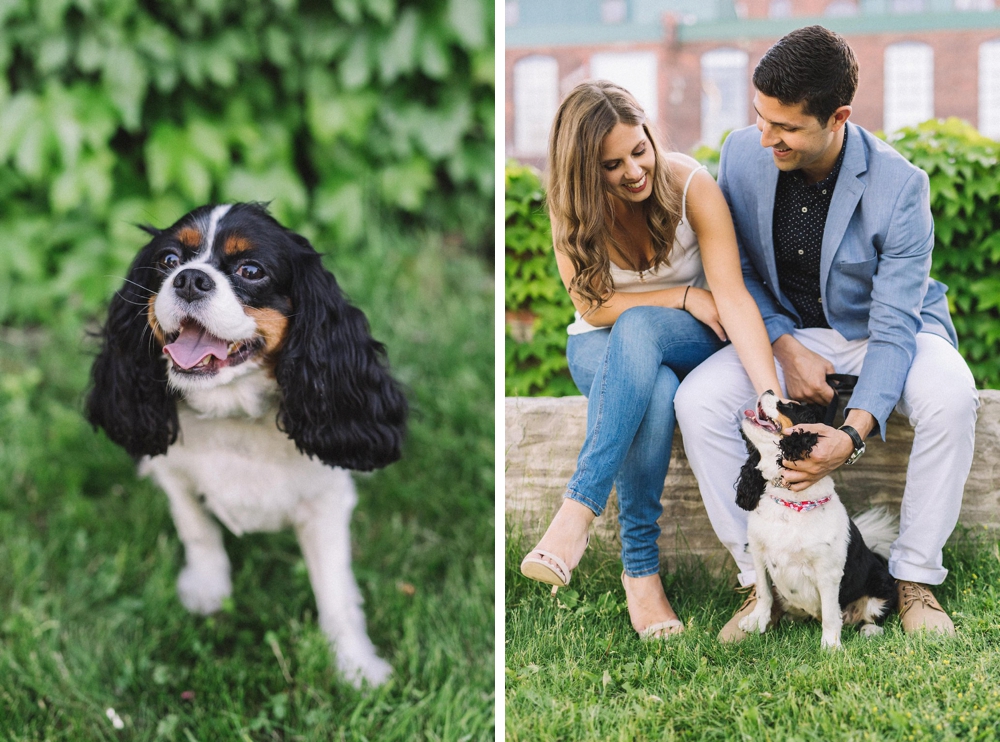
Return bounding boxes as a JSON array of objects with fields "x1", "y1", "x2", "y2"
[
  {"x1": 772, "y1": 335, "x2": 836, "y2": 405},
  {"x1": 778, "y1": 424, "x2": 855, "y2": 491}
]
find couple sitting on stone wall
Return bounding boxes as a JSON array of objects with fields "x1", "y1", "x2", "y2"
[{"x1": 517, "y1": 25, "x2": 979, "y2": 641}]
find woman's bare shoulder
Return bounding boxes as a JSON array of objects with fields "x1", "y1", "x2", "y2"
[{"x1": 663, "y1": 152, "x2": 705, "y2": 178}]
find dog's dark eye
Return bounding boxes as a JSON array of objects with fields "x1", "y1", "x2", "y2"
[
  {"x1": 160, "y1": 251, "x2": 180, "y2": 270},
  {"x1": 237, "y1": 262, "x2": 265, "y2": 280}
]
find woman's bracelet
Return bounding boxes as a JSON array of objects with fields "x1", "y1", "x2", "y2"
[{"x1": 682, "y1": 285, "x2": 691, "y2": 311}]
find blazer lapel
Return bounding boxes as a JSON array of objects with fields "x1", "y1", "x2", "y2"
[
  {"x1": 755, "y1": 150, "x2": 781, "y2": 289},
  {"x1": 820, "y1": 123, "x2": 868, "y2": 290}
]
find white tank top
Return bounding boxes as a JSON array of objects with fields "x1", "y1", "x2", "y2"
[{"x1": 566, "y1": 165, "x2": 708, "y2": 336}]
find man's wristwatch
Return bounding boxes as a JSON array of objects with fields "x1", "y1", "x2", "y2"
[{"x1": 839, "y1": 425, "x2": 866, "y2": 465}]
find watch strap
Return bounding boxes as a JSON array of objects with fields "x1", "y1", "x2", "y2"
[{"x1": 839, "y1": 424, "x2": 865, "y2": 465}]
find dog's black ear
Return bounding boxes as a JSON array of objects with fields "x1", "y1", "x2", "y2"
[
  {"x1": 735, "y1": 431, "x2": 765, "y2": 511},
  {"x1": 736, "y1": 449, "x2": 765, "y2": 511},
  {"x1": 779, "y1": 430, "x2": 820, "y2": 462},
  {"x1": 86, "y1": 247, "x2": 178, "y2": 460},
  {"x1": 777, "y1": 399, "x2": 826, "y2": 426},
  {"x1": 275, "y1": 235, "x2": 407, "y2": 471}
]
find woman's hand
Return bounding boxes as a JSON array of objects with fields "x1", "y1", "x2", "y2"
[{"x1": 682, "y1": 287, "x2": 727, "y2": 341}]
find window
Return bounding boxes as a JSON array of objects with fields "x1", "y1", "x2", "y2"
[
  {"x1": 980, "y1": 40, "x2": 1000, "y2": 139},
  {"x1": 590, "y1": 51, "x2": 659, "y2": 124},
  {"x1": 768, "y1": 0, "x2": 792, "y2": 17},
  {"x1": 884, "y1": 43, "x2": 934, "y2": 133},
  {"x1": 825, "y1": 0, "x2": 859, "y2": 15},
  {"x1": 505, "y1": 0, "x2": 519, "y2": 26},
  {"x1": 955, "y1": 0, "x2": 993, "y2": 9},
  {"x1": 601, "y1": 0, "x2": 627, "y2": 23},
  {"x1": 513, "y1": 56, "x2": 559, "y2": 157},
  {"x1": 891, "y1": 0, "x2": 925, "y2": 12},
  {"x1": 700, "y1": 48, "x2": 749, "y2": 147}
]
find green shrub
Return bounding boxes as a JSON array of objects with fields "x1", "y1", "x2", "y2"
[
  {"x1": 888, "y1": 118, "x2": 1000, "y2": 388},
  {"x1": 505, "y1": 119, "x2": 1000, "y2": 396},
  {"x1": 504, "y1": 160, "x2": 576, "y2": 397},
  {"x1": 0, "y1": 0, "x2": 494, "y2": 330}
]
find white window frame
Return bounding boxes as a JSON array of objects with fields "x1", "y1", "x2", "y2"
[
  {"x1": 601, "y1": 0, "x2": 627, "y2": 24},
  {"x1": 589, "y1": 51, "x2": 659, "y2": 126},
  {"x1": 884, "y1": 42, "x2": 934, "y2": 133},
  {"x1": 979, "y1": 40, "x2": 1000, "y2": 139},
  {"x1": 955, "y1": 0, "x2": 993, "y2": 10},
  {"x1": 700, "y1": 48, "x2": 749, "y2": 147},
  {"x1": 513, "y1": 56, "x2": 560, "y2": 157}
]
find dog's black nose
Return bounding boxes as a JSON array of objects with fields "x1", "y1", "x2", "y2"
[{"x1": 173, "y1": 268, "x2": 215, "y2": 303}]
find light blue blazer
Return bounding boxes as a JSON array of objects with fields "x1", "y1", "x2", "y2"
[{"x1": 717, "y1": 121, "x2": 957, "y2": 436}]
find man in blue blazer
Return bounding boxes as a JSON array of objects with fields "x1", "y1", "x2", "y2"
[{"x1": 675, "y1": 26, "x2": 978, "y2": 641}]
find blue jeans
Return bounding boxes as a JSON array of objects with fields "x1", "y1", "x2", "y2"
[{"x1": 565, "y1": 306, "x2": 725, "y2": 578}]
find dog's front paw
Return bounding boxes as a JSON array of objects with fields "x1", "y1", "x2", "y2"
[
  {"x1": 177, "y1": 562, "x2": 232, "y2": 615},
  {"x1": 336, "y1": 647, "x2": 392, "y2": 688},
  {"x1": 738, "y1": 609, "x2": 770, "y2": 635},
  {"x1": 858, "y1": 623, "x2": 883, "y2": 638},
  {"x1": 820, "y1": 632, "x2": 843, "y2": 650}
]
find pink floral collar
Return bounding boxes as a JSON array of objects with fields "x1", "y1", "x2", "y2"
[{"x1": 770, "y1": 495, "x2": 833, "y2": 513}]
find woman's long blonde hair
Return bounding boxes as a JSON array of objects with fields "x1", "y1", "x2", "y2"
[{"x1": 547, "y1": 81, "x2": 682, "y2": 311}]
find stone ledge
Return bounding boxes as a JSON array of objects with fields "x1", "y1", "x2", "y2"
[{"x1": 505, "y1": 391, "x2": 1000, "y2": 570}]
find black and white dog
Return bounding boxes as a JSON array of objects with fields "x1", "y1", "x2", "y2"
[
  {"x1": 87, "y1": 203, "x2": 407, "y2": 686},
  {"x1": 736, "y1": 391, "x2": 897, "y2": 649}
]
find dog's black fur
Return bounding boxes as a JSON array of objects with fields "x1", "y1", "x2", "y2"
[{"x1": 738, "y1": 395, "x2": 898, "y2": 637}]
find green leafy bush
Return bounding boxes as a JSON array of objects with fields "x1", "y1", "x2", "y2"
[
  {"x1": 889, "y1": 118, "x2": 1000, "y2": 388},
  {"x1": 505, "y1": 119, "x2": 1000, "y2": 396},
  {"x1": 0, "y1": 0, "x2": 494, "y2": 329},
  {"x1": 504, "y1": 161, "x2": 576, "y2": 397}
]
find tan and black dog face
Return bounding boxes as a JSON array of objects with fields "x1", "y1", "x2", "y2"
[
  {"x1": 87, "y1": 202, "x2": 408, "y2": 472},
  {"x1": 140, "y1": 204, "x2": 295, "y2": 392}
]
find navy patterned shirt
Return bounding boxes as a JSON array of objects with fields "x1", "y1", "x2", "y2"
[{"x1": 772, "y1": 126, "x2": 849, "y2": 329}]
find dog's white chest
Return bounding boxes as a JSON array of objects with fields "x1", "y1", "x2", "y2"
[
  {"x1": 141, "y1": 406, "x2": 353, "y2": 535},
  {"x1": 748, "y1": 495, "x2": 850, "y2": 619}
]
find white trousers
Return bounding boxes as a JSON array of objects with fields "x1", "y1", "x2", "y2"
[{"x1": 674, "y1": 328, "x2": 979, "y2": 587}]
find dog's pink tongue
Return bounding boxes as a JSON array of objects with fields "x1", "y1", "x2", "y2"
[{"x1": 163, "y1": 324, "x2": 229, "y2": 369}]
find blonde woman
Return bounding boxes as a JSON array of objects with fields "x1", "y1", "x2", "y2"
[{"x1": 519, "y1": 81, "x2": 783, "y2": 639}]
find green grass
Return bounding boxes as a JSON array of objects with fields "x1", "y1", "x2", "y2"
[
  {"x1": 0, "y1": 222, "x2": 494, "y2": 740},
  {"x1": 505, "y1": 529, "x2": 1000, "y2": 741}
]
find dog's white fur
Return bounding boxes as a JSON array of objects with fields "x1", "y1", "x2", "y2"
[
  {"x1": 144, "y1": 207, "x2": 389, "y2": 687},
  {"x1": 140, "y1": 377, "x2": 392, "y2": 687},
  {"x1": 739, "y1": 393, "x2": 898, "y2": 649},
  {"x1": 89, "y1": 204, "x2": 407, "y2": 690}
]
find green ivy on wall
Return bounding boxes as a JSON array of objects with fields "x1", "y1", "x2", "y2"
[
  {"x1": 504, "y1": 161, "x2": 576, "y2": 397},
  {"x1": 889, "y1": 118, "x2": 1000, "y2": 389},
  {"x1": 0, "y1": 0, "x2": 493, "y2": 327},
  {"x1": 506, "y1": 119, "x2": 1000, "y2": 396}
]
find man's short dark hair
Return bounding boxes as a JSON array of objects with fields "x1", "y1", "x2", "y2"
[{"x1": 752, "y1": 25, "x2": 858, "y2": 125}]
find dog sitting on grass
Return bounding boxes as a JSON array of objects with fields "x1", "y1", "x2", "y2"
[
  {"x1": 736, "y1": 391, "x2": 898, "y2": 649},
  {"x1": 86, "y1": 203, "x2": 407, "y2": 687}
]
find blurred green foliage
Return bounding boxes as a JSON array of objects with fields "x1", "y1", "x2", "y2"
[
  {"x1": 0, "y1": 0, "x2": 494, "y2": 328},
  {"x1": 506, "y1": 119, "x2": 1000, "y2": 396},
  {"x1": 504, "y1": 161, "x2": 576, "y2": 397},
  {"x1": 889, "y1": 118, "x2": 1000, "y2": 388}
]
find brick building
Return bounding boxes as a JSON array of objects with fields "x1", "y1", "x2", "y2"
[{"x1": 505, "y1": 0, "x2": 1000, "y2": 165}]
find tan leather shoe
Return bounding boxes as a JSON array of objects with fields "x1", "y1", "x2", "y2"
[
  {"x1": 718, "y1": 584, "x2": 785, "y2": 643},
  {"x1": 897, "y1": 581, "x2": 956, "y2": 636}
]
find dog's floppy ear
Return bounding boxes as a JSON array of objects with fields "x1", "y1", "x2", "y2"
[
  {"x1": 777, "y1": 399, "x2": 826, "y2": 426},
  {"x1": 86, "y1": 244, "x2": 179, "y2": 459},
  {"x1": 735, "y1": 431, "x2": 765, "y2": 511},
  {"x1": 779, "y1": 430, "x2": 820, "y2": 463},
  {"x1": 275, "y1": 233, "x2": 407, "y2": 471}
]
